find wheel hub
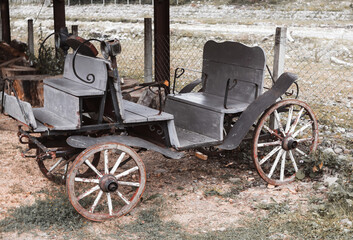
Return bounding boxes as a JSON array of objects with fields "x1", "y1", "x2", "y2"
[
  {"x1": 99, "y1": 174, "x2": 119, "y2": 192},
  {"x1": 282, "y1": 137, "x2": 298, "y2": 151}
]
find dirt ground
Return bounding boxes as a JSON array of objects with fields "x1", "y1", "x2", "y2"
[{"x1": 0, "y1": 113, "x2": 324, "y2": 239}]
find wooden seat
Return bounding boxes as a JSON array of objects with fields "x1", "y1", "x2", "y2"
[{"x1": 165, "y1": 40, "x2": 266, "y2": 142}]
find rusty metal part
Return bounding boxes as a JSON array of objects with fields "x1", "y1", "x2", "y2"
[
  {"x1": 99, "y1": 174, "x2": 119, "y2": 192},
  {"x1": 66, "y1": 142, "x2": 146, "y2": 221},
  {"x1": 252, "y1": 99, "x2": 318, "y2": 186},
  {"x1": 66, "y1": 36, "x2": 98, "y2": 57}
]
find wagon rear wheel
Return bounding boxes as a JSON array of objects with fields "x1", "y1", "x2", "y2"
[
  {"x1": 37, "y1": 149, "x2": 99, "y2": 185},
  {"x1": 66, "y1": 142, "x2": 146, "y2": 221},
  {"x1": 253, "y1": 99, "x2": 318, "y2": 185}
]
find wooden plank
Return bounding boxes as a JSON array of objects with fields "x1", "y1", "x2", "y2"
[
  {"x1": 164, "y1": 98, "x2": 224, "y2": 140},
  {"x1": 2, "y1": 92, "x2": 37, "y2": 129},
  {"x1": 0, "y1": 56, "x2": 25, "y2": 68},
  {"x1": 124, "y1": 100, "x2": 173, "y2": 121},
  {"x1": 33, "y1": 108, "x2": 77, "y2": 130}
]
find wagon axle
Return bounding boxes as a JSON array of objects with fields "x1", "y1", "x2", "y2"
[
  {"x1": 99, "y1": 174, "x2": 119, "y2": 192},
  {"x1": 282, "y1": 137, "x2": 298, "y2": 151}
]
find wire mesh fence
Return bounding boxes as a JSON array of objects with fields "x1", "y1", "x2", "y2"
[{"x1": 117, "y1": 26, "x2": 352, "y2": 126}]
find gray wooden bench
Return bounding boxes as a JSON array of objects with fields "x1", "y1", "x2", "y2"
[{"x1": 165, "y1": 40, "x2": 266, "y2": 148}]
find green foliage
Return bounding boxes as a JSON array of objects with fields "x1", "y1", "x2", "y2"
[
  {"x1": 117, "y1": 208, "x2": 184, "y2": 240},
  {"x1": 0, "y1": 188, "x2": 85, "y2": 233}
]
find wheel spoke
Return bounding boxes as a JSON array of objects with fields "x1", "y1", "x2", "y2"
[
  {"x1": 292, "y1": 121, "x2": 313, "y2": 138},
  {"x1": 280, "y1": 151, "x2": 287, "y2": 181},
  {"x1": 289, "y1": 107, "x2": 304, "y2": 134},
  {"x1": 257, "y1": 140, "x2": 281, "y2": 148},
  {"x1": 77, "y1": 185, "x2": 100, "y2": 200},
  {"x1": 259, "y1": 146, "x2": 281, "y2": 165},
  {"x1": 115, "y1": 166, "x2": 139, "y2": 179},
  {"x1": 296, "y1": 137, "x2": 314, "y2": 143},
  {"x1": 274, "y1": 110, "x2": 285, "y2": 136},
  {"x1": 118, "y1": 181, "x2": 140, "y2": 187},
  {"x1": 110, "y1": 152, "x2": 126, "y2": 174},
  {"x1": 263, "y1": 125, "x2": 283, "y2": 140},
  {"x1": 107, "y1": 193, "x2": 113, "y2": 216},
  {"x1": 104, "y1": 150, "x2": 109, "y2": 174},
  {"x1": 289, "y1": 150, "x2": 298, "y2": 172},
  {"x1": 268, "y1": 149, "x2": 284, "y2": 178},
  {"x1": 90, "y1": 190, "x2": 103, "y2": 213},
  {"x1": 62, "y1": 163, "x2": 69, "y2": 180},
  {"x1": 285, "y1": 105, "x2": 294, "y2": 133},
  {"x1": 75, "y1": 177, "x2": 99, "y2": 183},
  {"x1": 117, "y1": 190, "x2": 130, "y2": 205},
  {"x1": 85, "y1": 159, "x2": 103, "y2": 177},
  {"x1": 48, "y1": 158, "x2": 64, "y2": 173},
  {"x1": 295, "y1": 148, "x2": 308, "y2": 157}
]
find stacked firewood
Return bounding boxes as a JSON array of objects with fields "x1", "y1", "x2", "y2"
[{"x1": 0, "y1": 40, "x2": 46, "y2": 107}]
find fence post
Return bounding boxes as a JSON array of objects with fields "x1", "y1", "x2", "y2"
[
  {"x1": 144, "y1": 18, "x2": 153, "y2": 83},
  {"x1": 270, "y1": 27, "x2": 287, "y2": 128},
  {"x1": 273, "y1": 27, "x2": 287, "y2": 81},
  {"x1": 27, "y1": 19, "x2": 34, "y2": 56},
  {"x1": 71, "y1": 25, "x2": 78, "y2": 36}
]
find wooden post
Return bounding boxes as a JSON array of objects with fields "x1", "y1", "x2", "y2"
[
  {"x1": 144, "y1": 18, "x2": 152, "y2": 83},
  {"x1": 27, "y1": 19, "x2": 34, "y2": 57},
  {"x1": 71, "y1": 25, "x2": 78, "y2": 36},
  {"x1": 1, "y1": 0, "x2": 11, "y2": 44},
  {"x1": 154, "y1": 0, "x2": 170, "y2": 87},
  {"x1": 270, "y1": 27, "x2": 287, "y2": 129},
  {"x1": 273, "y1": 27, "x2": 287, "y2": 81},
  {"x1": 53, "y1": 0, "x2": 66, "y2": 34}
]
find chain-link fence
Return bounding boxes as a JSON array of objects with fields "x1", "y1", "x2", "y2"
[{"x1": 116, "y1": 26, "x2": 352, "y2": 127}]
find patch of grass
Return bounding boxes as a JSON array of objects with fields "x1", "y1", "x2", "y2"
[
  {"x1": 116, "y1": 208, "x2": 185, "y2": 240},
  {"x1": 204, "y1": 188, "x2": 222, "y2": 197},
  {"x1": 0, "y1": 187, "x2": 86, "y2": 233}
]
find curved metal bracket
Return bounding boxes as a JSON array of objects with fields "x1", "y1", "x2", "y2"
[{"x1": 72, "y1": 38, "x2": 103, "y2": 84}]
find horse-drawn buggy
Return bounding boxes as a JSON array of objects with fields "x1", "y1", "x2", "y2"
[{"x1": 0, "y1": 33, "x2": 318, "y2": 221}]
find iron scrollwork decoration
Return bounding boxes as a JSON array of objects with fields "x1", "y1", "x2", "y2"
[{"x1": 72, "y1": 39, "x2": 103, "y2": 84}]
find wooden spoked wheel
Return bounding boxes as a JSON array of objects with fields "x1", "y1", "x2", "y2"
[
  {"x1": 253, "y1": 99, "x2": 318, "y2": 185},
  {"x1": 37, "y1": 149, "x2": 99, "y2": 185},
  {"x1": 66, "y1": 142, "x2": 146, "y2": 222}
]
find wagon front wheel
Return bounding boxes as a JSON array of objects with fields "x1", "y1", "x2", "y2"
[
  {"x1": 253, "y1": 99, "x2": 318, "y2": 185},
  {"x1": 66, "y1": 142, "x2": 146, "y2": 221}
]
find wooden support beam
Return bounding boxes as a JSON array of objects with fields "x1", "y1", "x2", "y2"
[
  {"x1": 1, "y1": 0, "x2": 11, "y2": 43},
  {"x1": 144, "y1": 18, "x2": 152, "y2": 83},
  {"x1": 273, "y1": 27, "x2": 287, "y2": 81},
  {"x1": 53, "y1": 0, "x2": 66, "y2": 34},
  {"x1": 154, "y1": 0, "x2": 170, "y2": 88}
]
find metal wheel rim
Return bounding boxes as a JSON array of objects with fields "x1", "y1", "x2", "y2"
[
  {"x1": 252, "y1": 99, "x2": 318, "y2": 185},
  {"x1": 66, "y1": 142, "x2": 146, "y2": 222}
]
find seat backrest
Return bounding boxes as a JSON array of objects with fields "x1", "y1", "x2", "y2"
[
  {"x1": 63, "y1": 54, "x2": 110, "y2": 91},
  {"x1": 202, "y1": 40, "x2": 266, "y2": 103}
]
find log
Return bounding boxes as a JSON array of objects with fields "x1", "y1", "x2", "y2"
[
  {"x1": 0, "y1": 56, "x2": 26, "y2": 68},
  {"x1": 0, "y1": 65, "x2": 44, "y2": 107},
  {"x1": 0, "y1": 42, "x2": 26, "y2": 61}
]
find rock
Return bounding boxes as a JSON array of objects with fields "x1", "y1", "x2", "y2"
[
  {"x1": 334, "y1": 127, "x2": 346, "y2": 133},
  {"x1": 323, "y1": 148, "x2": 335, "y2": 155},
  {"x1": 345, "y1": 132, "x2": 353, "y2": 139},
  {"x1": 217, "y1": 227, "x2": 226, "y2": 231},
  {"x1": 338, "y1": 155, "x2": 347, "y2": 160},
  {"x1": 267, "y1": 184, "x2": 275, "y2": 189},
  {"x1": 229, "y1": 177, "x2": 242, "y2": 184},
  {"x1": 340, "y1": 218, "x2": 352, "y2": 226},
  {"x1": 323, "y1": 174, "x2": 338, "y2": 186},
  {"x1": 334, "y1": 148, "x2": 343, "y2": 154}
]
